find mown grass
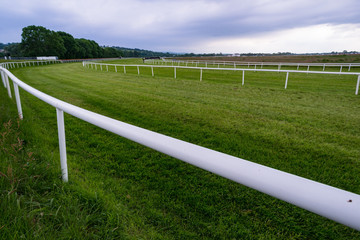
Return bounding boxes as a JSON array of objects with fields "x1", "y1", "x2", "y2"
[{"x1": 1, "y1": 59, "x2": 360, "y2": 239}]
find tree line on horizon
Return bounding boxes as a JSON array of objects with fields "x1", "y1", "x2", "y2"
[{"x1": 0, "y1": 25, "x2": 178, "y2": 59}]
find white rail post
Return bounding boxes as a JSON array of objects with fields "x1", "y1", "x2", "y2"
[
  {"x1": 200, "y1": 68, "x2": 203, "y2": 81},
  {"x1": 124, "y1": 66, "x2": 126, "y2": 74},
  {"x1": 106, "y1": 65, "x2": 108, "y2": 71},
  {"x1": 12, "y1": 82, "x2": 23, "y2": 119},
  {"x1": 307, "y1": 65, "x2": 310, "y2": 72},
  {"x1": 174, "y1": 67, "x2": 176, "y2": 79},
  {"x1": 95, "y1": 64, "x2": 97, "y2": 70},
  {"x1": 297, "y1": 64, "x2": 300, "y2": 70},
  {"x1": 285, "y1": 72, "x2": 289, "y2": 89},
  {"x1": 100, "y1": 64, "x2": 103, "y2": 71},
  {"x1": 56, "y1": 108, "x2": 68, "y2": 182},
  {"x1": 151, "y1": 66, "x2": 154, "y2": 77},
  {"x1": 242, "y1": 70, "x2": 245, "y2": 86},
  {"x1": 356, "y1": 75, "x2": 360, "y2": 95},
  {"x1": 137, "y1": 66, "x2": 140, "y2": 75},
  {"x1": 340, "y1": 66, "x2": 343, "y2": 72},
  {"x1": 115, "y1": 65, "x2": 117, "y2": 72},
  {"x1": 348, "y1": 64, "x2": 352, "y2": 71},
  {"x1": 1, "y1": 71, "x2": 6, "y2": 87},
  {"x1": 5, "y1": 73, "x2": 12, "y2": 98},
  {"x1": 323, "y1": 64, "x2": 325, "y2": 71},
  {"x1": 278, "y1": 64, "x2": 281, "y2": 72}
]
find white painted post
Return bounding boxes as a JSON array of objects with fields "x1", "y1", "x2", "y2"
[
  {"x1": 115, "y1": 66, "x2": 117, "y2": 72},
  {"x1": 323, "y1": 64, "x2": 325, "y2": 71},
  {"x1": 242, "y1": 70, "x2": 245, "y2": 86},
  {"x1": 137, "y1": 66, "x2": 140, "y2": 75},
  {"x1": 278, "y1": 64, "x2": 281, "y2": 72},
  {"x1": 348, "y1": 64, "x2": 352, "y2": 71},
  {"x1": 56, "y1": 108, "x2": 68, "y2": 182},
  {"x1": 285, "y1": 72, "x2": 289, "y2": 89},
  {"x1": 297, "y1": 64, "x2": 300, "y2": 70},
  {"x1": 261, "y1": 63, "x2": 263, "y2": 69},
  {"x1": 151, "y1": 66, "x2": 154, "y2": 77},
  {"x1": 340, "y1": 66, "x2": 343, "y2": 72},
  {"x1": 356, "y1": 75, "x2": 360, "y2": 95},
  {"x1": 1, "y1": 71, "x2": 6, "y2": 87},
  {"x1": 124, "y1": 66, "x2": 126, "y2": 74},
  {"x1": 13, "y1": 82, "x2": 23, "y2": 119},
  {"x1": 307, "y1": 65, "x2": 310, "y2": 72},
  {"x1": 5, "y1": 74, "x2": 12, "y2": 98},
  {"x1": 100, "y1": 65, "x2": 103, "y2": 71},
  {"x1": 95, "y1": 64, "x2": 97, "y2": 70},
  {"x1": 174, "y1": 67, "x2": 176, "y2": 79},
  {"x1": 200, "y1": 68, "x2": 203, "y2": 81},
  {"x1": 106, "y1": 65, "x2": 108, "y2": 71}
]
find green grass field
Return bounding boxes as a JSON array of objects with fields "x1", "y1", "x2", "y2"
[{"x1": 1, "y1": 59, "x2": 360, "y2": 239}]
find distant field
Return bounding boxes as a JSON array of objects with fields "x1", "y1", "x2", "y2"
[
  {"x1": 173, "y1": 54, "x2": 360, "y2": 63},
  {"x1": 1, "y1": 59, "x2": 360, "y2": 239}
]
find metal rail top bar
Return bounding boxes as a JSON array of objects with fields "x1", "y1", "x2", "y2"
[
  {"x1": 2, "y1": 65, "x2": 360, "y2": 230},
  {"x1": 87, "y1": 62, "x2": 360, "y2": 76}
]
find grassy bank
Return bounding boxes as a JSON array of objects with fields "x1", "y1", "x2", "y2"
[{"x1": 1, "y1": 59, "x2": 360, "y2": 239}]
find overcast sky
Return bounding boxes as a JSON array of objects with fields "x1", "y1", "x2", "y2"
[{"x1": 1, "y1": 0, "x2": 359, "y2": 53}]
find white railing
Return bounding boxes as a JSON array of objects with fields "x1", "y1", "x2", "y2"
[
  {"x1": 152, "y1": 59, "x2": 360, "y2": 72},
  {"x1": 1, "y1": 61, "x2": 360, "y2": 231},
  {"x1": 84, "y1": 61, "x2": 360, "y2": 95},
  {"x1": 2, "y1": 60, "x2": 63, "y2": 69}
]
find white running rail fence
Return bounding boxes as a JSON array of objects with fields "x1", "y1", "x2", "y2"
[
  {"x1": 84, "y1": 61, "x2": 360, "y2": 95},
  {"x1": 1, "y1": 61, "x2": 360, "y2": 231},
  {"x1": 151, "y1": 59, "x2": 360, "y2": 72}
]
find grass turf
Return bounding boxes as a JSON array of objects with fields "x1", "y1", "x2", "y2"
[{"x1": 1, "y1": 59, "x2": 360, "y2": 239}]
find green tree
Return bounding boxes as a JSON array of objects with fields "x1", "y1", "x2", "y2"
[
  {"x1": 4, "y1": 43, "x2": 22, "y2": 57},
  {"x1": 21, "y1": 25, "x2": 65, "y2": 57},
  {"x1": 103, "y1": 47, "x2": 121, "y2": 58},
  {"x1": 57, "y1": 31, "x2": 80, "y2": 59}
]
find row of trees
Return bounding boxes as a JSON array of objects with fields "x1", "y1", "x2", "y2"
[{"x1": 1, "y1": 25, "x2": 176, "y2": 59}]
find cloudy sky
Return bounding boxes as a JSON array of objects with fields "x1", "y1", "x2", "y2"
[{"x1": 1, "y1": 0, "x2": 359, "y2": 53}]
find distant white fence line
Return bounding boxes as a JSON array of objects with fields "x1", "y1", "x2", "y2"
[
  {"x1": 84, "y1": 61, "x2": 360, "y2": 95},
  {"x1": 2, "y1": 60, "x2": 62, "y2": 69},
  {"x1": 153, "y1": 59, "x2": 360, "y2": 72},
  {"x1": 1, "y1": 61, "x2": 360, "y2": 231}
]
